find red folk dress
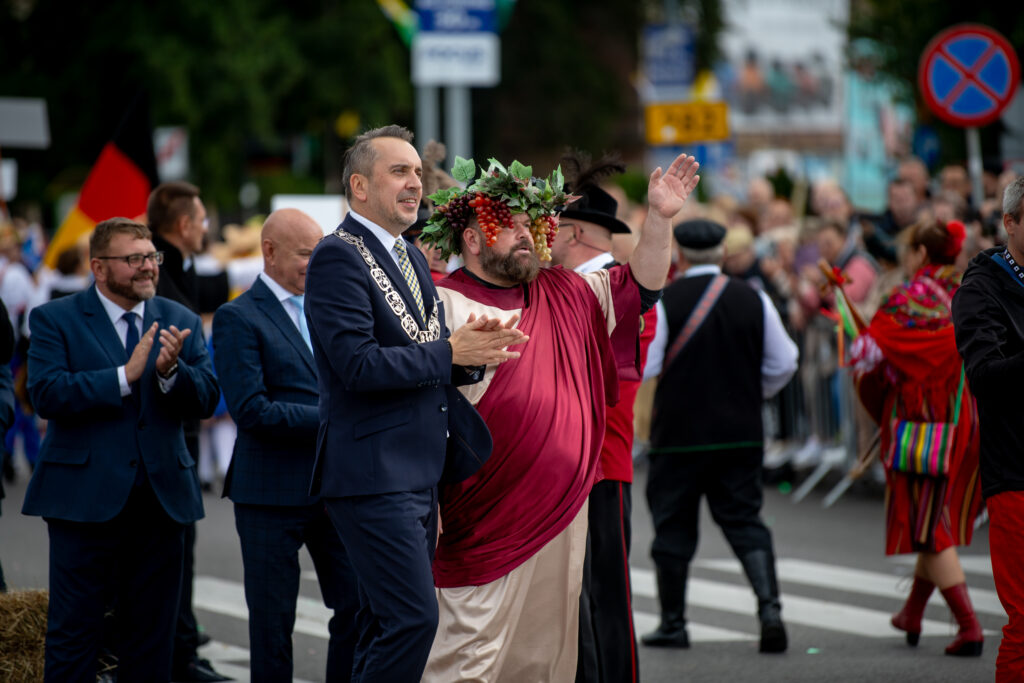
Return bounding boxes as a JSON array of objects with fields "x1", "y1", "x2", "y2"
[{"x1": 852, "y1": 264, "x2": 982, "y2": 555}]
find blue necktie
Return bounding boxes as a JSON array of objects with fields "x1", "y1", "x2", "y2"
[
  {"x1": 122, "y1": 311, "x2": 145, "y2": 484},
  {"x1": 123, "y1": 311, "x2": 139, "y2": 357},
  {"x1": 289, "y1": 295, "x2": 312, "y2": 351}
]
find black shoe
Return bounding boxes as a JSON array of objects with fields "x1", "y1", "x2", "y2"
[
  {"x1": 197, "y1": 628, "x2": 211, "y2": 647},
  {"x1": 759, "y1": 610, "x2": 788, "y2": 653},
  {"x1": 641, "y1": 622, "x2": 691, "y2": 648},
  {"x1": 172, "y1": 657, "x2": 232, "y2": 682}
]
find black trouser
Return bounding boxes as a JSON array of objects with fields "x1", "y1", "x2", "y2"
[
  {"x1": 646, "y1": 448, "x2": 774, "y2": 568},
  {"x1": 172, "y1": 430, "x2": 201, "y2": 670},
  {"x1": 577, "y1": 480, "x2": 640, "y2": 683},
  {"x1": 235, "y1": 502, "x2": 358, "y2": 683},
  {"x1": 44, "y1": 483, "x2": 185, "y2": 682}
]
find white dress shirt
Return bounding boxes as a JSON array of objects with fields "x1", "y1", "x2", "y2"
[
  {"x1": 646, "y1": 264, "x2": 798, "y2": 397},
  {"x1": 574, "y1": 252, "x2": 616, "y2": 275},
  {"x1": 95, "y1": 289, "x2": 176, "y2": 396},
  {"x1": 348, "y1": 210, "x2": 404, "y2": 269},
  {"x1": 259, "y1": 272, "x2": 304, "y2": 334}
]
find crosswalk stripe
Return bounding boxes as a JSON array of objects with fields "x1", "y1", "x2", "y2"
[
  {"x1": 693, "y1": 558, "x2": 1004, "y2": 617},
  {"x1": 195, "y1": 576, "x2": 332, "y2": 639},
  {"x1": 631, "y1": 568, "x2": 958, "y2": 638},
  {"x1": 198, "y1": 575, "x2": 753, "y2": 645},
  {"x1": 196, "y1": 640, "x2": 316, "y2": 683},
  {"x1": 892, "y1": 554, "x2": 993, "y2": 578}
]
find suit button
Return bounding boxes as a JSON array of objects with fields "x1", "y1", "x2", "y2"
[
  {"x1": 129, "y1": 460, "x2": 137, "y2": 467},
  {"x1": 138, "y1": 420, "x2": 146, "y2": 429},
  {"x1": 440, "y1": 404, "x2": 448, "y2": 412}
]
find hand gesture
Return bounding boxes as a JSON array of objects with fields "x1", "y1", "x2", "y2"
[
  {"x1": 125, "y1": 322, "x2": 159, "y2": 383},
  {"x1": 156, "y1": 325, "x2": 192, "y2": 376},
  {"x1": 449, "y1": 313, "x2": 528, "y2": 367},
  {"x1": 647, "y1": 154, "x2": 700, "y2": 220}
]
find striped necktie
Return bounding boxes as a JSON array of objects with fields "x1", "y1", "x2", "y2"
[{"x1": 393, "y1": 238, "x2": 426, "y2": 320}]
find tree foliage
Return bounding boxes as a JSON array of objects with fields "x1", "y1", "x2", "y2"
[{"x1": 1, "y1": 0, "x2": 725, "y2": 218}]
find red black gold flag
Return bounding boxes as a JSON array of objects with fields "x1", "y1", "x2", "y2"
[{"x1": 44, "y1": 92, "x2": 159, "y2": 268}]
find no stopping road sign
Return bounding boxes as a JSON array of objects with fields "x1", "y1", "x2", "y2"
[{"x1": 919, "y1": 24, "x2": 1020, "y2": 127}]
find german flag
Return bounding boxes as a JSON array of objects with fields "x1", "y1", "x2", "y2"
[{"x1": 44, "y1": 92, "x2": 159, "y2": 269}]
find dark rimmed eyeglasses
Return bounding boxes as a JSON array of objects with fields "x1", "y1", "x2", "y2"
[{"x1": 96, "y1": 251, "x2": 164, "y2": 268}]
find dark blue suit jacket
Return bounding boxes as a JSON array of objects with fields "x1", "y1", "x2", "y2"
[
  {"x1": 306, "y1": 215, "x2": 488, "y2": 498},
  {"x1": 21, "y1": 286, "x2": 219, "y2": 524},
  {"x1": 213, "y1": 276, "x2": 321, "y2": 507}
]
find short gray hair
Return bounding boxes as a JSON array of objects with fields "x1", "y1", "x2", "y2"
[
  {"x1": 342, "y1": 125, "x2": 415, "y2": 202},
  {"x1": 680, "y1": 244, "x2": 725, "y2": 266},
  {"x1": 1004, "y1": 176, "x2": 1024, "y2": 219}
]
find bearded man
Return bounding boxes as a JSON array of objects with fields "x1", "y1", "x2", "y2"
[{"x1": 419, "y1": 154, "x2": 700, "y2": 681}]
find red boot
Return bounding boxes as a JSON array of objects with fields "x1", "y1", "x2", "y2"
[
  {"x1": 940, "y1": 583, "x2": 984, "y2": 656},
  {"x1": 891, "y1": 576, "x2": 934, "y2": 646}
]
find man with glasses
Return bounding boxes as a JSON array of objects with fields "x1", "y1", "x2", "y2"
[
  {"x1": 147, "y1": 181, "x2": 231, "y2": 682},
  {"x1": 22, "y1": 217, "x2": 219, "y2": 681}
]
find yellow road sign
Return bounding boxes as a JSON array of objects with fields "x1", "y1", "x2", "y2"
[{"x1": 645, "y1": 101, "x2": 729, "y2": 145}]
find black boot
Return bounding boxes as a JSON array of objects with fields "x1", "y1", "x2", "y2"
[
  {"x1": 641, "y1": 563, "x2": 690, "y2": 648},
  {"x1": 739, "y1": 550, "x2": 788, "y2": 653}
]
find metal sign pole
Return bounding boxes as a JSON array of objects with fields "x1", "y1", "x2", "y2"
[
  {"x1": 966, "y1": 126, "x2": 984, "y2": 208},
  {"x1": 416, "y1": 86, "x2": 440, "y2": 154},
  {"x1": 445, "y1": 85, "x2": 472, "y2": 164}
]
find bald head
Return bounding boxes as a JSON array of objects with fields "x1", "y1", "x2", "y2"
[{"x1": 262, "y1": 209, "x2": 323, "y2": 295}]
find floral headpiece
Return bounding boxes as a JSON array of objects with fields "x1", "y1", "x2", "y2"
[{"x1": 420, "y1": 157, "x2": 578, "y2": 261}]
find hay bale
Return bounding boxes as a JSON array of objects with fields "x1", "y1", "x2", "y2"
[{"x1": 0, "y1": 589, "x2": 48, "y2": 683}]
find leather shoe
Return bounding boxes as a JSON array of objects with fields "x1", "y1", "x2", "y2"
[
  {"x1": 172, "y1": 657, "x2": 232, "y2": 682},
  {"x1": 641, "y1": 622, "x2": 690, "y2": 648}
]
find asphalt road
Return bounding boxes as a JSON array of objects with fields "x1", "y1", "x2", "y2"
[{"x1": 1, "y1": 458, "x2": 1001, "y2": 683}]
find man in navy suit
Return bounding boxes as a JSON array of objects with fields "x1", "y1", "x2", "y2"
[
  {"x1": 213, "y1": 208, "x2": 358, "y2": 682},
  {"x1": 305, "y1": 125, "x2": 526, "y2": 681},
  {"x1": 22, "y1": 217, "x2": 220, "y2": 682}
]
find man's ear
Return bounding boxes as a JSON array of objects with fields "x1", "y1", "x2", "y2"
[
  {"x1": 350, "y1": 174, "x2": 369, "y2": 203},
  {"x1": 90, "y1": 258, "x2": 106, "y2": 283},
  {"x1": 173, "y1": 212, "x2": 191, "y2": 239},
  {"x1": 462, "y1": 227, "x2": 482, "y2": 256}
]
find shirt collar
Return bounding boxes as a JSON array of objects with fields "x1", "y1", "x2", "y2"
[
  {"x1": 683, "y1": 264, "x2": 722, "y2": 278},
  {"x1": 95, "y1": 287, "x2": 146, "y2": 326},
  {"x1": 349, "y1": 210, "x2": 399, "y2": 253},
  {"x1": 259, "y1": 271, "x2": 295, "y2": 303},
  {"x1": 574, "y1": 252, "x2": 616, "y2": 274}
]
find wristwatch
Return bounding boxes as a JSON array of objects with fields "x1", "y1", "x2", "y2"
[{"x1": 158, "y1": 362, "x2": 179, "y2": 379}]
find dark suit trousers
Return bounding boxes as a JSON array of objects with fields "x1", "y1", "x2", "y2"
[
  {"x1": 324, "y1": 489, "x2": 438, "y2": 683},
  {"x1": 173, "y1": 430, "x2": 201, "y2": 669},
  {"x1": 44, "y1": 483, "x2": 184, "y2": 683},
  {"x1": 235, "y1": 502, "x2": 358, "y2": 683},
  {"x1": 646, "y1": 448, "x2": 774, "y2": 568},
  {"x1": 576, "y1": 480, "x2": 640, "y2": 683}
]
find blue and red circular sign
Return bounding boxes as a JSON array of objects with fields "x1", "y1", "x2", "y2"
[{"x1": 919, "y1": 24, "x2": 1020, "y2": 127}]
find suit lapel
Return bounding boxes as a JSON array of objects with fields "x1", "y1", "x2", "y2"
[
  {"x1": 344, "y1": 217, "x2": 433, "y2": 327},
  {"x1": 250, "y1": 278, "x2": 315, "y2": 374},
  {"x1": 82, "y1": 286, "x2": 133, "y2": 368}
]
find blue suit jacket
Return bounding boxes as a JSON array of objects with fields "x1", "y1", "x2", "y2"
[
  {"x1": 213, "y1": 276, "x2": 321, "y2": 507},
  {"x1": 21, "y1": 286, "x2": 219, "y2": 524},
  {"x1": 305, "y1": 215, "x2": 488, "y2": 498}
]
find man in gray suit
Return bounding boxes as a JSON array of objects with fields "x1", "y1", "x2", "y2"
[{"x1": 213, "y1": 209, "x2": 357, "y2": 682}]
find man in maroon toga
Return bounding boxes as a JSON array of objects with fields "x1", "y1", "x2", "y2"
[{"x1": 418, "y1": 153, "x2": 700, "y2": 680}]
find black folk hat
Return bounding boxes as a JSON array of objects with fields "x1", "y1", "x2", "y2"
[
  {"x1": 559, "y1": 185, "x2": 632, "y2": 234},
  {"x1": 673, "y1": 218, "x2": 727, "y2": 249}
]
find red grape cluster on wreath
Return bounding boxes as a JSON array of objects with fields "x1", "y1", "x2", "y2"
[{"x1": 421, "y1": 157, "x2": 579, "y2": 262}]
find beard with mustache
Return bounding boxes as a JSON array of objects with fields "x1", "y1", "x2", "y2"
[
  {"x1": 106, "y1": 268, "x2": 158, "y2": 303},
  {"x1": 480, "y1": 237, "x2": 540, "y2": 284}
]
